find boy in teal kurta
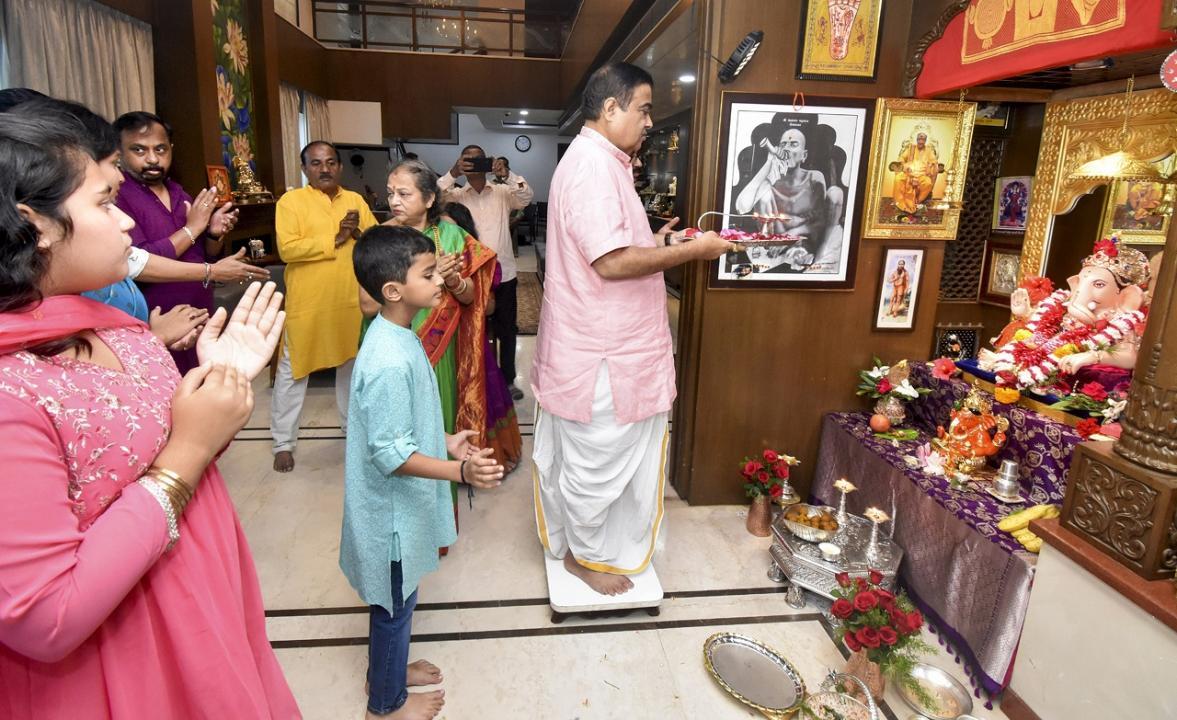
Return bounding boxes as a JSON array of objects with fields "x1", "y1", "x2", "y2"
[{"x1": 341, "y1": 225, "x2": 504, "y2": 718}]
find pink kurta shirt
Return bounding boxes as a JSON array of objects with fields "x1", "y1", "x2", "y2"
[
  {"x1": 531, "y1": 127, "x2": 675, "y2": 425},
  {"x1": 0, "y1": 323, "x2": 298, "y2": 719}
]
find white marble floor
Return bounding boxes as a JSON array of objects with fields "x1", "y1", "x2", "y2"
[{"x1": 219, "y1": 250, "x2": 1009, "y2": 718}]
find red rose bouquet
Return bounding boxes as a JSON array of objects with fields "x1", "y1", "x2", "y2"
[
  {"x1": 1049, "y1": 380, "x2": 1128, "y2": 438},
  {"x1": 740, "y1": 448, "x2": 800, "y2": 499},
  {"x1": 830, "y1": 569, "x2": 933, "y2": 702}
]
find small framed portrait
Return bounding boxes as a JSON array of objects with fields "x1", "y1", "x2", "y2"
[
  {"x1": 711, "y1": 93, "x2": 874, "y2": 290},
  {"x1": 991, "y1": 176, "x2": 1032, "y2": 232},
  {"x1": 862, "y1": 98, "x2": 976, "y2": 240},
  {"x1": 980, "y1": 239, "x2": 1023, "y2": 305},
  {"x1": 796, "y1": 0, "x2": 884, "y2": 82},
  {"x1": 873, "y1": 247, "x2": 925, "y2": 331},
  {"x1": 1099, "y1": 178, "x2": 1172, "y2": 245},
  {"x1": 974, "y1": 102, "x2": 1010, "y2": 129},
  {"x1": 932, "y1": 323, "x2": 983, "y2": 361},
  {"x1": 206, "y1": 165, "x2": 232, "y2": 204}
]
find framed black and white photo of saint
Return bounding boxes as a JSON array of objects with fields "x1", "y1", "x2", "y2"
[{"x1": 710, "y1": 93, "x2": 874, "y2": 290}]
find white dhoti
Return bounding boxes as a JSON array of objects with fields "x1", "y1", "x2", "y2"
[{"x1": 533, "y1": 363, "x2": 669, "y2": 574}]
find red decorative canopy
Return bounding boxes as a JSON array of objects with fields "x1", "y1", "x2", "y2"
[{"x1": 916, "y1": 0, "x2": 1171, "y2": 97}]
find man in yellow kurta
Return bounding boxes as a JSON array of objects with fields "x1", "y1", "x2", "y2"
[
  {"x1": 891, "y1": 132, "x2": 939, "y2": 214},
  {"x1": 271, "y1": 141, "x2": 377, "y2": 472}
]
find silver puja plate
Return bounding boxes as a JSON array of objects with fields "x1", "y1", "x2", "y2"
[
  {"x1": 769, "y1": 512, "x2": 903, "y2": 601},
  {"x1": 703, "y1": 632, "x2": 806, "y2": 718},
  {"x1": 898, "y1": 662, "x2": 973, "y2": 720}
]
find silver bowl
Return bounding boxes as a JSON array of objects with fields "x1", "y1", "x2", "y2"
[
  {"x1": 898, "y1": 663, "x2": 973, "y2": 720},
  {"x1": 782, "y1": 503, "x2": 838, "y2": 542}
]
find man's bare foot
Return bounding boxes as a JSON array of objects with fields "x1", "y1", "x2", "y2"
[
  {"x1": 365, "y1": 690, "x2": 444, "y2": 719},
  {"x1": 273, "y1": 451, "x2": 295, "y2": 473},
  {"x1": 407, "y1": 660, "x2": 442, "y2": 686},
  {"x1": 562, "y1": 552, "x2": 634, "y2": 596}
]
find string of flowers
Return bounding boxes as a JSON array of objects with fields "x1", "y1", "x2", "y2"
[
  {"x1": 830, "y1": 569, "x2": 935, "y2": 707},
  {"x1": 989, "y1": 290, "x2": 1144, "y2": 391},
  {"x1": 739, "y1": 448, "x2": 800, "y2": 500}
]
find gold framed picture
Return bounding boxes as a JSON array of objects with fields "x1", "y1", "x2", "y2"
[
  {"x1": 1098, "y1": 178, "x2": 1171, "y2": 245},
  {"x1": 797, "y1": 0, "x2": 884, "y2": 82},
  {"x1": 861, "y1": 98, "x2": 976, "y2": 240}
]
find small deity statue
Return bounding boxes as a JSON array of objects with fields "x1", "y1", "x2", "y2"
[
  {"x1": 668, "y1": 175, "x2": 677, "y2": 196},
  {"x1": 978, "y1": 235, "x2": 1150, "y2": 393},
  {"x1": 933, "y1": 385, "x2": 1009, "y2": 475},
  {"x1": 231, "y1": 156, "x2": 274, "y2": 203}
]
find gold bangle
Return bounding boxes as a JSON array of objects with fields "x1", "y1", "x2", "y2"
[
  {"x1": 146, "y1": 473, "x2": 191, "y2": 511},
  {"x1": 147, "y1": 466, "x2": 194, "y2": 504},
  {"x1": 149, "y1": 465, "x2": 189, "y2": 489},
  {"x1": 150, "y1": 473, "x2": 192, "y2": 504}
]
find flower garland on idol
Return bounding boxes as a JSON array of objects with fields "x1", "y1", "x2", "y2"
[
  {"x1": 991, "y1": 236, "x2": 1147, "y2": 392},
  {"x1": 989, "y1": 289, "x2": 1143, "y2": 391}
]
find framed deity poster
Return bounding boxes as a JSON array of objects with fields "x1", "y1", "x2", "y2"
[
  {"x1": 711, "y1": 93, "x2": 874, "y2": 290},
  {"x1": 861, "y1": 98, "x2": 976, "y2": 240},
  {"x1": 797, "y1": 0, "x2": 884, "y2": 82},
  {"x1": 980, "y1": 239, "x2": 1022, "y2": 305},
  {"x1": 873, "y1": 246, "x2": 924, "y2": 331},
  {"x1": 207, "y1": 165, "x2": 232, "y2": 204},
  {"x1": 992, "y1": 176, "x2": 1031, "y2": 232},
  {"x1": 1098, "y1": 178, "x2": 1172, "y2": 244}
]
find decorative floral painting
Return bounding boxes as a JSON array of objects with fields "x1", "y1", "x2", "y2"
[
  {"x1": 797, "y1": 0, "x2": 884, "y2": 81},
  {"x1": 213, "y1": 0, "x2": 257, "y2": 180}
]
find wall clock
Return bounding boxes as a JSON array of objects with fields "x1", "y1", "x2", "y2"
[{"x1": 515, "y1": 135, "x2": 531, "y2": 153}]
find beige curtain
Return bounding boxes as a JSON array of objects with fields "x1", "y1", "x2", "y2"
[
  {"x1": 279, "y1": 82, "x2": 302, "y2": 190},
  {"x1": 304, "y1": 90, "x2": 332, "y2": 147},
  {"x1": 2, "y1": 0, "x2": 154, "y2": 120}
]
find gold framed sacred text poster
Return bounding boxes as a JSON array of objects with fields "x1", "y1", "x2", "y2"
[
  {"x1": 797, "y1": 0, "x2": 884, "y2": 81},
  {"x1": 861, "y1": 98, "x2": 976, "y2": 240}
]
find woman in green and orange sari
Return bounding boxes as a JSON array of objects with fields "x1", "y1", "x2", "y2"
[{"x1": 361, "y1": 159, "x2": 497, "y2": 535}]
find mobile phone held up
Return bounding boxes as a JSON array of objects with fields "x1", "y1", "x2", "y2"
[{"x1": 468, "y1": 156, "x2": 494, "y2": 174}]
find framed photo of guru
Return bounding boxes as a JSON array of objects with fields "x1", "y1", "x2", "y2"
[{"x1": 710, "y1": 93, "x2": 874, "y2": 290}]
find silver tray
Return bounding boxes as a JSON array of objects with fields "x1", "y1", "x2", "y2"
[
  {"x1": 898, "y1": 663, "x2": 973, "y2": 720},
  {"x1": 703, "y1": 632, "x2": 805, "y2": 718}
]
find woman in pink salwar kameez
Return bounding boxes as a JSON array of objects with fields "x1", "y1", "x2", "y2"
[{"x1": 0, "y1": 107, "x2": 298, "y2": 717}]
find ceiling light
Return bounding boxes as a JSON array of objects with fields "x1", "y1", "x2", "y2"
[
  {"x1": 678, "y1": 74, "x2": 696, "y2": 83},
  {"x1": 1069, "y1": 76, "x2": 1166, "y2": 183},
  {"x1": 717, "y1": 31, "x2": 763, "y2": 84},
  {"x1": 520, "y1": 110, "x2": 530, "y2": 116}
]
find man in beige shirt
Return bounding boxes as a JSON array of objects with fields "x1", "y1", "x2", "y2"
[{"x1": 438, "y1": 145, "x2": 533, "y2": 399}]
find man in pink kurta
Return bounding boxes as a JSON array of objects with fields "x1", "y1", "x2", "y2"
[{"x1": 531, "y1": 63, "x2": 731, "y2": 596}]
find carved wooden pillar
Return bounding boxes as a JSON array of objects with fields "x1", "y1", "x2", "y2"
[{"x1": 1062, "y1": 220, "x2": 1177, "y2": 580}]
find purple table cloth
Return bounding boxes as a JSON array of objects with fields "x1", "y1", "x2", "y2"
[{"x1": 811, "y1": 363, "x2": 1082, "y2": 698}]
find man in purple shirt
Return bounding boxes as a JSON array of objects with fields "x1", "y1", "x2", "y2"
[{"x1": 114, "y1": 111, "x2": 239, "y2": 372}]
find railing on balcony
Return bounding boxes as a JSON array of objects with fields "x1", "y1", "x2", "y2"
[{"x1": 312, "y1": 1, "x2": 578, "y2": 59}]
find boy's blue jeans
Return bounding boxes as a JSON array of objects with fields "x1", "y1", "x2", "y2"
[{"x1": 367, "y1": 562, "x2": 418, "y2": 715}]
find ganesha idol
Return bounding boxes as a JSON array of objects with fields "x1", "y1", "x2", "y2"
[
  {"x1": 978, "y1": 236, "x2": 1151, "y2": 394},
  {"x1": 934, "y1": 385, "x2": 1009, "y2": 475}
]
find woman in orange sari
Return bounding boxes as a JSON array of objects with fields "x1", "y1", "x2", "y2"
[
  {"x1": 441, "y1": 201, "x2": 523, "y2": 472},
  {"x1": 380, "y1": 159, "x2": 496, "y2": 525}
]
